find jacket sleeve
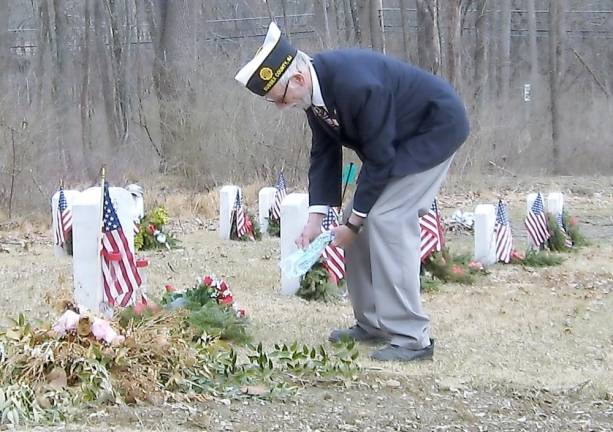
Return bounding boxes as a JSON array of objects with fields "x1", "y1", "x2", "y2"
[
  {"x1": 349, "y1": 83, "x2": 397, "y2": 215},
  {"x1": 306, "y1": 109, "x2": 342, "y2": 207}
]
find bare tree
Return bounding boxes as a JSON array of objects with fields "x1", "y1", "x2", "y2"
[
  {"x1": 398, "y1": 0, "x2": 411, "y2": 62},
  {"x1": 499, "y1": 0, "x2": 511, "y2": 103},
  {"x1": 527, "y1": 0, "x2": 538, "y2": 97},
  {"x1": 368, "y1": 0, "x2": 384, "y2": 52},
  {"x1": 473, "y1": 0, "x2": 488, "y2": 107},
  {"x1": 416, "y1": 0, "x2": 440, "y2": 74},
  {"x1": 51, "y1": 0, "x2": 72, "y2": 171},
  {"x1": 107, "y1": 0, "x2": 130, "y2": 145},
  {"x1": 439, "y1": 1, "x2": 463, "y2": 90},
  {"x1": 549, "y1": 0, "x2": 567, "y2": 174},
  {"x1": 147, "y1": 0, "x2": 196, "y2": 172},
  {"x1": 93, "y1": 0, "x2": 120, "y2": 149},
  {"x1": 0, "y1": 0, "x2": 8, "y2": 101},
  {"x1": 348, "y1": 0, "x2": 362, "y2": 46}
]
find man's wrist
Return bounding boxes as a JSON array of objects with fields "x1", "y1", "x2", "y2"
[{"x1": 344, "y1": 220, "x2": 362, "y2": 234}]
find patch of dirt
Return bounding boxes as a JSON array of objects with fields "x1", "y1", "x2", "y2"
[{"x1": 1, "y1": 177, "x2": 612, "y2": 431}]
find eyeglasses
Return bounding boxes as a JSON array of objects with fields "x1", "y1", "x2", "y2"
[{"x1": 265, "y1": 80, "x2": 290, "y2": 104}]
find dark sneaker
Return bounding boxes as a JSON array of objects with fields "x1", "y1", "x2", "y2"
[
  {"x1": 369, "y1": 339, "x2": 435, "y2": 362},
  {"x1": 328, "y1": 325, "x2": 386, "y2": 344}
]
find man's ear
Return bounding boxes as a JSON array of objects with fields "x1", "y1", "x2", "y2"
[{"x1": 293, "y1": 72, "x2": 306, "y2": 86}]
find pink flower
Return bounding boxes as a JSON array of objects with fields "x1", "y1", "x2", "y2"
[
  {"x1": 134, "y1": 301, "x2": 147, "y2": 316},
  {"x1": 147, "y1": 223, "x2": 156, "y2": 235},
  {"x1": 468, "y1": 260, "x2": 484, "y2": 271},
  {"x1": 164, "y1": 284, "x2": 176, "y2": 293},
  {"x1": 451, "y1": 265, "x2": 465, "y2": 276},
  {"x1": 203, "y1": 275, "x2": 214, "y2": 286},
  {"x1": 511, "y1": 250, "x2": 524, "y2": 261}
]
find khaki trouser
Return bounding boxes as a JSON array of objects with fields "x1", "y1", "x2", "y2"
[{"x1": 343, "y1": 156, "x2": 454, "y2": 349}]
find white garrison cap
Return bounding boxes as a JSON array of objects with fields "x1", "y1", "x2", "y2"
[{"x1": 234, "y1": 22, "x2": 297, "y2": 96}]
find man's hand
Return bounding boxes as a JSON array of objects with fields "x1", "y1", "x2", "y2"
[
  {"x1": 296, "y1": 213, "x2": 325, "y2": 249},
  {"x1": 331, "y1": 224, "x2": 358, "y2": 249}
]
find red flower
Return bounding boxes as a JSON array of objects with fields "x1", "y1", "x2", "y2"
[
  {"x1": 164, "y1": 284, "x2": 176, "y2": 293},
  {"x1": 147, "y1": 223, "x2": 156, "y2": 234},
  {"x1": 203, "y1": 275, "x2": 214, "y2": 286},
  {"x1": 219, "y1": 295, "x2": 234, "y2": 305}
]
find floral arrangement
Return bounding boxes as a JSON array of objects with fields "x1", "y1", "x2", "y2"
[
  {"x1": 421, "y1": 247, "x2": 488, "y2": 286},
  {"x1": 160, "y1": 274, "x2": 248, "y2": 343},
  {"x1": 134, "y1": 206, "x2": 179, "y2": 251},
  {"x1": 267, "y1": 209, "x2": 281, "y2": 237},
  {"x1": 546, "y1": 212, "x2": 587, "y2": 252},
  {"x1": 297, "y1": 260, "x2": 344, "y2": 302}
]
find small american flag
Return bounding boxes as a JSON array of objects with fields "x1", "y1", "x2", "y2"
[
  {"x1": 270, "y1": 172, "x2": 287, "y2": 221},
  {"x1": 101, "y1": 182, "x2": 142, "y2": 307},
  {"x1": 420, "y1": 198, "x2": 444, "y2": 262},
  {"x1": 495, "y1": 200, "x2": 513, "y2": 263},
  {"x1": 234, "y1": 190, "x2": 254, "y2": 240},
  {"x1": 321, "y1": 207, "x2": 345, "y2": 283},
  {"x1": 556, "y1": 211, "x2": 573, "y2": 248},
  {"x1": 55, "y1": 185, "x2": 72, "y2": 247},
  {"x1": 524, "y1": 192, "x2": 550, "y2": 248}
]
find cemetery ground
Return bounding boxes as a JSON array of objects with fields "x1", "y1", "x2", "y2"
[{"x1": 1, "y1": 176, "x2": 612, "y2": 431}]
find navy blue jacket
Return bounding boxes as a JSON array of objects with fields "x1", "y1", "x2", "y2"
[{"x1": 307, "y1": 49, "x2": 470, "y2": 214}]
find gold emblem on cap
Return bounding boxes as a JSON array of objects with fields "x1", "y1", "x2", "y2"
[{"x1": 259, "y1": 67, "x2": 273, "y2": 81}]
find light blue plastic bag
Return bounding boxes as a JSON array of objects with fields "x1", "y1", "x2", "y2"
[{"x1": 279, "y1": 231, "x2": 333, "y2": 281}]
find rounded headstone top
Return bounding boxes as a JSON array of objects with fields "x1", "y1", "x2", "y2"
[{"x1": 126, "y1": 184, "x2": 144, "y2": 197}]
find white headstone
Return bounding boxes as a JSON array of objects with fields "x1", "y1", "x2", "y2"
[
  {"x1": 258, "y1": 187, "x2": 278, "y2": 235},
  {"x1": 526, "y1": 193, "x2": 538, "y2": 213},
  {"x1": 72, "y1": 186, "x2": 138, "y2": 313},
  {"x1": 474, "y1": 204, "x2": 497, "y2": 266},
  {"x1": 126, "y1": 184, "x2": 145, "y2": 220},
  {"x1": 219, "y1": 185, "x2": 239, "y2": 240},
  {"x1": 51, "y1": 189, "x2": 80, "y2": 257},
  {"x1": 547, "y1": 192, "x2": 564, "y2": 216},
  {"x1": 280, "y1": 193, "x2": 309, "y2": 295}
]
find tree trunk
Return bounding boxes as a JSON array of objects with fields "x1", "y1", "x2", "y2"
[
  {"x1": 487, "y1": 0, "x2": 499, "y2": 99},
  {"x1": 369, "y1": 0, "x2": 384, "y2": 52},
  {"x1": 107, "y1": 0, "x2": 130, "y2": 145},
  {"x1": 0, "y1": 0, "x2": 9, "y2": 100},
  {"x1": 330, "y1": 0, "x2": 343, "y2": 46},
  {"x1": 416, "y1": 0, "x2": 440, "y2": 74},
  {"x1": 499, "y1": 0, "x2": 511, "y2": 103},
  {"x1": 280, "y1": 0, "x2": 291, "y2": 42},
  {"x1": 93, "y1": 0, "x2": 120, "y2": 149},
  {"x1": 148, "y1": 0, "x2": 192, "y2": 173},
  {"x1": 549, "y1": 0, "x2": 566, "y2": 174},
  {"x1": 51, "y1": 0, "x2": 77, "y2": 172},
  {"x1": 348, "y1": 0, "x2": 362, "y2": 46},
  {"x1": 527, "y1": 0, "x2": 538, "y2": 95},
  {"x1": 80, "y1": 0, "x2": 95, "y2": 177},
  {"x1": 440, "y1": 1, "x2": 462, "y2": 90},
  {"x1": 398, "y1": 0, "x2": 411, "y2": 62},
  {"x1": 473, "y1": 0, "x2": 488, "y2": 108},
  {"x1": 343, "y1": 0, "x2": 353, "y2": 43}
]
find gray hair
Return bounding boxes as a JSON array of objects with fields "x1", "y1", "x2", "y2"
[{"x1": 277, "y1": 50, "x2": 311, "y2": 86}]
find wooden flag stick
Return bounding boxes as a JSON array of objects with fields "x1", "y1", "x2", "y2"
[{"x1": 96, "y1": 166, "x2": 106, "y2": 312}]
